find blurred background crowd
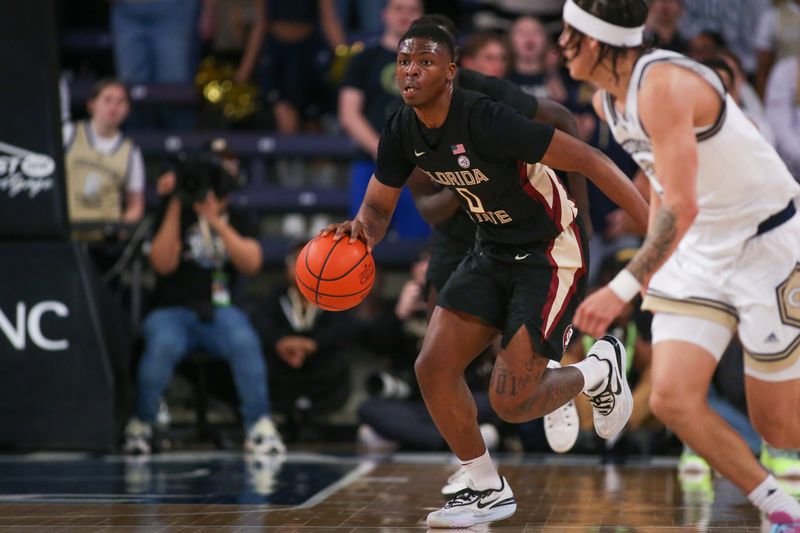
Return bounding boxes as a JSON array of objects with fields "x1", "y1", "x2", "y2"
[{"x1": 54, "y1": 0, "x2": 800, "y2": 465}]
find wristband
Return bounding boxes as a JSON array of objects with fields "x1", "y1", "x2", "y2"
[{"x1": 608, "y1": 269, "x2": 641, "y2": 302}]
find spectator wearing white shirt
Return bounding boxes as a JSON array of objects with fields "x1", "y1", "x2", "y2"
[
  {"x1": 679, "y1": 0, "x2": 771, "y2": 74},
  {"x1": 765, "y1": 55, "x2": 800, "y2": 181},
  {"x1": 716, "y1": 50, "x2": 776, "y2": 146},
  {"x1": 63, "y1": 79, "x2": 145, "y2": 226},
  {"x1": 754, "y1": 0, "x2": 800, "y2": 98}
]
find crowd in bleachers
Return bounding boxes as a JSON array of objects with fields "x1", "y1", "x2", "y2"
[{"x1": 56, "y1": 0, "x2": 800, "y2": 468}]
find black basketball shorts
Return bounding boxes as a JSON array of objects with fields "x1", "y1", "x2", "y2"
[
  {"x1": 437, "y1": 220, "x2": 588, "y2": 360},
  {"x1": 425, "y1": 230, "x2": 474, "y2": 295}
]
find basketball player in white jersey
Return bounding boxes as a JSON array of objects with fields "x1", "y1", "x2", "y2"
[{"x1": 559, "y1": 1, "x2": 800, "y2": 531}]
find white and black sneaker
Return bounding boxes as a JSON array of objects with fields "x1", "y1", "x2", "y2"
[
  {"x1": 427, "y1": 476, "x2": 516, "y2": 528},
  {"x1": 123, "y1": 418, "x2": 152, "y2": 455},
  {"x1": 584, "y1": 335, "x2": 633, "y2": 440},
  {"x1": 543, "y1": 360, "x2": 580, "y2": 453},
  {"x1": 245, "y1": 417, "x2": 286, "y2": 455}
]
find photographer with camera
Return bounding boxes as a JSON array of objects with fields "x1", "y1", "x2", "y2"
[{"x1": 124, "y1": 140, "x2": 284, "y2": 456}]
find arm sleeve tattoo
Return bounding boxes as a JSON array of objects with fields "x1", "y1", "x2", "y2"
[{"x1": 626, "y1": 205, "x2": 678, "y2": 282}]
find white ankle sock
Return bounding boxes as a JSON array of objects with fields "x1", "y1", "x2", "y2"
[
  {"x1": 748, "y1": 475, "x2": 800, "y2": 518},
  {"x1": 460, "y1": 448, "x2": 502, "y2": 491},
  {"x1": 572, "y1": 356, "x2": 609, "y2": 395}
]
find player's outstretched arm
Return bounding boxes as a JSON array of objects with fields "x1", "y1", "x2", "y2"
[
  {"x1": 540, "y1": 130, "x2": 649, "y2": 233},
  {"x1": 322, "y1": 175, "x2": 402, "y2": 252}
]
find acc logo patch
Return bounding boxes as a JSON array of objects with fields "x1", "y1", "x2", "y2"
[{"x1": 777, "y1": 263, "x2": 800, "y2": 328}]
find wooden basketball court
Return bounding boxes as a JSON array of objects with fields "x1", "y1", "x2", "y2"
[{"x1": 0, "y1": 451, "x2": 771, "y2": 531}]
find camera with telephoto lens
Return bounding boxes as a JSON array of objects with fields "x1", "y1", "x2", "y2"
[{"x1": 172, "y1": 139, "x2": 245, "y2": 206}]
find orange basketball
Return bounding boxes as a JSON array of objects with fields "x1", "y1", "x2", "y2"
[{"x1": 295, "y1": 233, "x2": 375, "y2": 311}]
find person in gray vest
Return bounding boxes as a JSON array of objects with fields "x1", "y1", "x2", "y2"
[{"x1": 64, "y1": 78, "x2": 145, "y2": 227}]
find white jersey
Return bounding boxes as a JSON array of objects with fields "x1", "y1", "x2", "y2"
[{"x1": 600, "y1": 49, "x2": 800, "y2": 271}]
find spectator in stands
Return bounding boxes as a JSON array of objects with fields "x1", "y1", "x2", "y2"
[
  {"x1": 64, "y1": 78, "x2": 145, "y2": 228},
  {"x1": 645, "y1": 0, "x2": 689, "y2": 53},
  {"x1": 688, "y1": 30, "x2": 727, "y2": 63},
  {"x1": 252, "y1": 242, "x2": 354, "y2": 424},
  {"x1": 339, "y1": 0, "x2": 430, "y2": 238},
  {"x1": 678, "y1": 0, "x2": 771, "y2": 74},
  {"x1": 754, "y1": 0, "x2": 800, "y2": 98},
  {"x1": 199, "y1": 0, "x2": 259, "y2": 63},
  {"x1": 507, "y1": 16, "x2": 567, "y2": 103},
  {"x1": 765, "y1": 54, "x2": 800, "y2": 180},
  {"x1": 124, "y1": 142, "x2": 284, "y2": 456},
  {"x1": 463, "y1": 0, "x2": 565, "y2": 34},
  {"x1": 334, "y1": 0, "x2": 383, "y2": 36},
  {"x1": 237, "y1": 0, "x2": 346, "y2": 134},
  {"x1": 459, "y1": 31, "x2": 511, "y2": 79},
  {"x1": 703, "y1": 56, "x2": 775, "y2": 145},
  {"x1": 111, "y1": 0, "x2": 199, "y2": 128}
]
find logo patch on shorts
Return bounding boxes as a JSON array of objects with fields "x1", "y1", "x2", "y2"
[
  {"x1": 562, "y1": 325, "x2": 574, "y2": 353},
  {"x1": 777, "y1": 263, "x2": 800, "y2": 328}
]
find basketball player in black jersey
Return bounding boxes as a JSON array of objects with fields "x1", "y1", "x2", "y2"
[
  {"x1": 406, "y1": 14, "x2": 592, "y2": 320},
  {"x1": 323, "y1": 25, "x2": 648, "y2": 528},
  {"x1": 404, "y1": 15, "x2": 592, "y2": 464}
]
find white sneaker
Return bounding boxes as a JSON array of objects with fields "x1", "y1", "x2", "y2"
[
  {"x1": 245, "y1": 454, "x2": 286, "y2": 495},
  {"x1": 441, "y1": 466, "x2": 469, "y2": 496},
  {"x1": 123, "y1": 418, "x2": 152, "y2": 455},
  {"x1": 357, "y1": 424, "x2": 398, "y2": 451},
  {"x1": 543, "y1": 361, "x2": 579, "y2": 453},
  {"x1": 584, "y1": 336, "x2": 633, "y2": 440},
  {"x1": 427, "y1": 476, "x2": 516, "y2": 528},
  {"x1": 245, "y1": 417, "x2": 286, "y2": 455}
]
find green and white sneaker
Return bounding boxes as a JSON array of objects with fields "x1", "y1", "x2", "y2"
[
  {"x1": 678, "y1": 448, "x2": 711, "y2": 476},
  {"x1": 761, "y1": 444, "x2": 800, "y2": 478},
  {"x1": 678, "y1": 448, "x2": 713, "y2": 501}
]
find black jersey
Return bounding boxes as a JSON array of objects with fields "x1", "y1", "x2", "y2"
[
  {"x1": 433, "y1": 70, "x2": 540, "y2": 244},
  {"x1": 376, "y1": 88, "x2": 575, "y2": 246}
]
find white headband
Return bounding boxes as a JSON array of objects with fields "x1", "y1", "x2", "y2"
[{"x1": 563, "y1": 0, "x2": 645, "y2": 47}]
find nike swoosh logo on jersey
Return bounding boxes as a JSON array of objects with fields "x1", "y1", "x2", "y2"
[
  {"x1": 414, "y1": 150, "x2": 426, "y2": 157},
  {"x1": 514, "y1": 253, "x2": 530, "y2": 260}
]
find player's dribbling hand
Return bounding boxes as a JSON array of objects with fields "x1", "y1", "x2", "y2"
[
  {"x1": 573, "y1": 286, "x2": 626, "y2": 338},
  {"x1": 320, "y1": 220, "x2": 373, "y2": 252}
]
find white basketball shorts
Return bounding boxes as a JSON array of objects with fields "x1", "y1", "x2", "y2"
[{"x1": 643, "y1": 210, "x2": 800, "y2": 382}]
